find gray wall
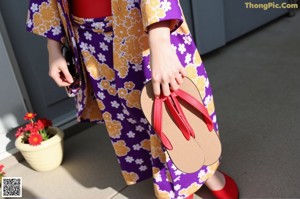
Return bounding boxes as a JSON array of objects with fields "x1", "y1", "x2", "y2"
[
  {"x1": 180, "y1": 0, "x2": 289, "y2": 53},
  {"x1": 0, "y1": 13, "x2": 27, "y2": 157},
  {"x1": 224, "y1": 0, "x2": 289, "y2": 42},
  {"x1": 0, "y1": 1, "x2": 76, "y2": 122}
]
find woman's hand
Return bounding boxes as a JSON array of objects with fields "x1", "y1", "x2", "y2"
[
  {"x1": 148, "y1": 21, "x2": 186, "y2": 97},
  {"x1": 47, "y1": 39, "x2": 73, "y2": 87}
]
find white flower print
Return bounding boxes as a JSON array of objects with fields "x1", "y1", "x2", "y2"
[
  {"x1": 89, "y1": 44, "x2": 96, "y2": 54},
  {"x1": 169, "y1": 192, "x2": 175, "y2": 199},
  {"x1": 84, "y1": 31, "x2": 92, "y2": 40},
  {"x1": 123, "y1": 109, "x2": 130, "y2": 116},
  {"x1": 135, "y1": 159, "x2": 144, "y2": 165},
  {"x1": 125, "y1": 156, "x2": 134, "y2": 163},
  {"x1": 198, "y1": 169, "x2": 207, "y2": 182},
  {"x1": 183, "y1": 35, "x2": 192, "y2": 45},
  {"x1": 155, "y1": 174, "x2": 162, "y2": 182},
  {"x1": 171, "y1": 164, "x2": 177, "y2": 170},
  {"x1": 27, "y1": 19, "x2": 33, "y2": 28},
  {"x1": 99, "y1": 42, "x2": 108, "y2": 51},
  {"x1": 205, "y1": 78, "x2": 209, "y2": 88},
  {"x1": 178, "y1": 43, "x2": 186, "y2": 54},
  {"x1": 174, "y1": 184, "x2": 181, "y2": 191},
  {"x1": 135, "y1": 125, "x2": 144, "y2": 132},
  {"x1": 111, "y1": 101, "x2": 120, "y2": 108},
  {"x1": 204, "y1": 95, "x2": 212, "y2": 105},
  {"x1": 140, "y1": 118, "x2": 148, "y2": 124},
  {"x1": 80, "y1": 42, "x2": 88, "y2": 51},
  {"x1": 133, "y1": 144, "x2": 141, "y2": 150},
  {"x1": 139, "y1": 165, "x2": 148, "y2": 171},
  {"x1": 173, "y1": 176, "x2": 181, "y2": 182},
  {"x1": 127, "y1": 118, "x2": 137, "y2": 124},
  {"x1": 97, "y1": 92, "x2": 105, "y2": 100},
  {"x1": 30, "y1": 3, "x2": 38, "y2": 12},
  {"x1": 111, "y1": 83, "x2": 116, "y2": 88},
  {"x1": 213, "y1": 115, "x2": 217, "y2": 123},
  {"x1": 175, "y1": 170, "x2": 183, "y2": 176},
  {"x1": 161, "y1": 0, "x2": 171, "y2": 11},
  {"x1": 91, "y1": 22, "x2": 105, "y2": 30},
  {"x1": 146, "y1": 64, "x2": 151, "y2": 70},
  {"x1": 127, "y1": 0, "x2": 135, "y2": 9},
  {"x1": 97, "y1": 82, "x2": 104, "y2": 91},
  {"x1": 97, "y1": 53, "x2": 106, "y2": 63},
  {"x1": 127, "y1": 131, "x2": 135, "y2": 138},
  {"x1": 132, "y1": 64, "x2": 142, "y2": 72},
  {"x1": 104, "y1": 34, "x2": 113, "y2": 43},
  {"x1": 184, "y1": 53, "x2": 192, "y2": 64},
  {"x1": 52, "y1": 26, "x2": 62, "y2": 36},
  {"x1": 143, "y1": 80, "x2": 148, "y2": 85},
  {"x1": 117, "y1": 113, "x2": 125, "y2": 121}
]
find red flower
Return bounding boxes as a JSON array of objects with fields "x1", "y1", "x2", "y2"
[
  {"x1": 28, "y1": 133, "x2": 42, "y2": 146},
  {"x1": 24, "y1": 112, "x2": 37, "y2": 121},
  {"x1": 0, "y1": 164, "x2": 4, "y2": 172},
  {"x1": 38, "y1": 118, "x2": 52, "y2": 128},
  {"x1": 36, "y1": 120, "x2": 45, "y2": 130},
  {"x1": 29, "y1": 127, "x2": 39, "y2": 134},
  {"x1": 24, "y1": 123, "x2": 34, "y2": 131},
  {"x1": 15, "y1": 127, "x2": 24, "y2": 138}
]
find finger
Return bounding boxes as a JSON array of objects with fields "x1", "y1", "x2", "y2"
[
  {"x1": 179, "y1": 66, "x2": 187, "y2": 77},
  {"x1": 51, "y1": 72, "x2": 71, "y2": 87},
  {"x1": 60, "y1": 65, "x2": 74, "y2": 84},
  {"x1": 169, "y1": 79, "x2": 179, "y2": 91},
  {"x1": 175, "y1": 73, "x2": 184, "y2": 85},
  {"x1": 161, "y1": 82, "x2": 171, "y2": 96},
  {"x1": 152, "y1": 80, "x2": 161, "y2": 97}
]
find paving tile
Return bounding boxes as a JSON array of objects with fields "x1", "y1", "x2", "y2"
[{"x1": 5, "y1": 125, "x2": 127, "y2": 199}]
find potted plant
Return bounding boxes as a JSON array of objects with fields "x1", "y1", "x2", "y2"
[{"x1": 15, "y1": 113, "x2": 64, "y2": 172}]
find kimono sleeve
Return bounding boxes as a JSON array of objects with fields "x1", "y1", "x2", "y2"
[
  {"x1": 26, "y1": 0, "x2": 66, "y2": 43},
  {"x1": 140, "y1": 0, "x2": 184, "y2": 33}
]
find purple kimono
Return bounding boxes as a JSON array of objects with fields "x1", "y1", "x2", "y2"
[{"x1": 26, "y1": 0, "x2": 220, "y2": 198}]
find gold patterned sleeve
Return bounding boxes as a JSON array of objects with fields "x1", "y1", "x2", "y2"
[
  {"x1": 26, "y1": 0, "x2": 66, "y2": 43},
  {"x1": 140, "y1": 0, "x2": 184, "y2": 33}
]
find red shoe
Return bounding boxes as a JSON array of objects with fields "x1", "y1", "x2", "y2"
[
  {"x1": 210, "y1": 172, "x2": 239, "y2": 199},
  {"x1": 185, "y1": 194, "x2": 194, "y2": 199}
]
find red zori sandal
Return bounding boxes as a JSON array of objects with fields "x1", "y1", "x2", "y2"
[
  {"x1": 140, "y1": 77, "x2": 222, "y2": 173},
  {"x1": 210, "y1": 172, "x2": 239, "y2": 199}
]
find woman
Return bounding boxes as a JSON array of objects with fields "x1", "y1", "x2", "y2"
[{"x1": 26, "y1": 0, "x2": 239, "y2": 198}]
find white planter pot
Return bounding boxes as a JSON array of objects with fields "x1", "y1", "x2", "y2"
[{"x1": 15, "y1": 127, "x2": 64, "y2": 172}]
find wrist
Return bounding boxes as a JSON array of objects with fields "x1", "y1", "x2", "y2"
[
  {"x1": 148, "y1": 21, "x2": 171, "y2": 49},
  {"x1": 47, "y1": 39, "x2": 62, "y2": 55}
]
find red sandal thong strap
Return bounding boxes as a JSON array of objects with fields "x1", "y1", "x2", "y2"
[
  {"x1": 165, "y1": 96, "x2": 191, "y2": 141},
  {"x1": 153, "y1": 94, "x2": 193, "y2": 150},
  {"x1": 152, "y1": 87, "x2": 214, "y2": 150},
  {"x1": 174, "y1": 89, "x2": 214, "y2": 132},
  {"x1": 153, "y1": 97, "x2": 173, "y2": 150},
  {"x1": 169, "y1": 92, "x2": 195, "y2": 139}
]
